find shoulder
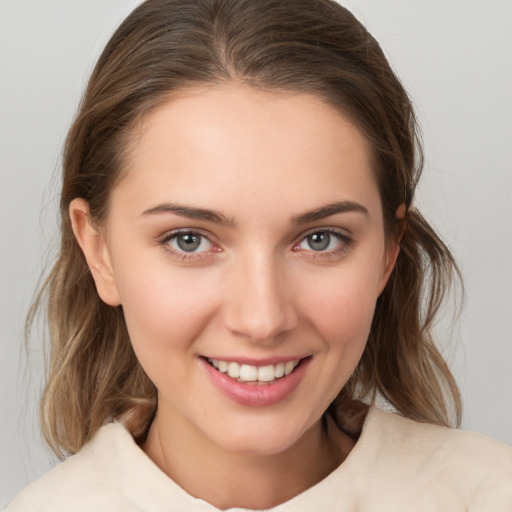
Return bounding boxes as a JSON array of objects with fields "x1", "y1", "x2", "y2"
[
  {"x1": 368, "y1": 406, "x2": 512, "y2": 467},
  {"x1": 6, "y1": 421, "x2": 216, "y2": 511},
  {"x1": 356, "y1": 407, "x2": 512, "y2": 510},
  {"x1": 5, "y1": 423, "x2": 139, "y2": 512}
]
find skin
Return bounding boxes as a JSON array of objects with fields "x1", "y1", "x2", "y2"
[{"x1": 71, "y1": 84, "x2": 402, "y2": 509}]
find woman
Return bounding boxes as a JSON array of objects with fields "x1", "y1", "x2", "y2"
[{"x1": 6, "y1": 0, "x2": 511, "y2": 510}]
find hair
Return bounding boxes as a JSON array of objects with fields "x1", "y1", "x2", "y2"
[{"x1": 28, "y1": 0, "x2": 462, "y2": 458}]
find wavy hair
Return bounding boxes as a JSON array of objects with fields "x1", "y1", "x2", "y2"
[{"x1": 28, "y1": 0, "x2": 462, "y2": 457}]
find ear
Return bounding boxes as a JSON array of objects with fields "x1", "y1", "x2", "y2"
[
  {"x1": 69, "y1": 198, "x2": 121, "y2": 306},
  {"x1": 377, "y1": 203, "x2": 406, "y2": 295}
]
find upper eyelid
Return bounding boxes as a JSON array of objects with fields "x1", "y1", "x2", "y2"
[
  {"x1": 160, "y1": 227, "x2": 215, "y2": 242},
  {"x1": 301, "y1": 226, "x2": 350, "y2": 235},
  {"x1": 295, "y1": 226, "x2": 352, "y2": 242}
]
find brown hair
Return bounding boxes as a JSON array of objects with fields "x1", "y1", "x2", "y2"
[{"x1": 29, "y1": 0, "x2": 462, "y2": 457}]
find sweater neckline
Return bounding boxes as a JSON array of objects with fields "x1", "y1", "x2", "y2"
[{"x1": 93, "y1": 407, "x2": 380, "y2": 511}]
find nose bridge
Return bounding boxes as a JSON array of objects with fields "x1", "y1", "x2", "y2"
[{"x1": 223, "y1": 247, "x2": 298, "y2": 342}]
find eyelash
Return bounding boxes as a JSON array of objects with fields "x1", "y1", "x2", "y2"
[
  {"x1": 292, "y1": 228, "x2": 354, "y2": 258},
  {"x1": 158, "y1": 228, "x2": 354, "y2": 261},
  {"x1": 158, "y1": 229, "x2": 219, "y2": 261}
]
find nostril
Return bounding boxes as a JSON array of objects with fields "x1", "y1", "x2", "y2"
[{"x1": 223, "y1": 302, "x2": 299, "y2": 343}]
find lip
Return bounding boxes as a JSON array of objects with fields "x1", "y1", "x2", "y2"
[
  {"x1": 202, "y1": 355, "x2": 310, "y2": 366},
  {"x1": 201, "y1": 356, "x2": 311, "y2": 407}
]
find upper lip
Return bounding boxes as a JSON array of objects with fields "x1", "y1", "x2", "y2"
[{"x1": 202, "y1": 355, "x2": 310, "y2": 366}]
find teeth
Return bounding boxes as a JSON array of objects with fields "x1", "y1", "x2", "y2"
[
  {"x1": 284, "y1": 361, "x2": 296, "y2": 376},
  {"x1": 208, "y1": 358, "x2": 300, "y2": 383},
  {"x1": 240, "y1": 364, "x2": 258, "y2": 381},
  {"x1": 227, "y1": 362, "x2": 240, "y2": 378},
  {"x1": 257, "y1": 365, "x2": 275, "y2": 382}
]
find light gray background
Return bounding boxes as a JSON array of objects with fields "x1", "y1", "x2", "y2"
[{"x1": 1, "y1": 0, "x2": 511, "y2": 506}]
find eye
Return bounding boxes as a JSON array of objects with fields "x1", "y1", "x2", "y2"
[
  {"x1": 163, "y1": 231, "x2": 215, "y2": 253},
  {"x1": 294, "y1": 229, "x2": 351, "y2": 254},
  {"x1": 304, "y1": 232, "x2": 334, "y2": 251}
]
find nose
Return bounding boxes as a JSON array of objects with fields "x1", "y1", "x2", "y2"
[{"x1": 222, "y1": 251, "x2": 299, "y2": 343}]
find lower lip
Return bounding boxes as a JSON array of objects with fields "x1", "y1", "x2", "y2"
[{"x1": 201, "y1": 357, "x2": 311, "y2": 407}]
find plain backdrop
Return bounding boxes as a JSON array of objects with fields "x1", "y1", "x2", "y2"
[{"x1": 1, "y1": 0, "x2": 511, "y2": 506}]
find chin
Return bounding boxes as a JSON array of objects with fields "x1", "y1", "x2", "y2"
[{"x1": 205, "y1": 412, "x2": 318, "y2": 457}]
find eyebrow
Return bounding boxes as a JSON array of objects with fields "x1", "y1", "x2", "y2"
[
  {"x1": 141, "y1": 203, "x2": 236, "y2": 226},
  {"x1": 292, "y1": 201, "x2": 369, "y2": 224},
  {"x1": 141, "y1": 200, "x2": 368, "y2": 226}
]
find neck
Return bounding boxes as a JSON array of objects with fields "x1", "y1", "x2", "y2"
[{"x1": 142, "y1": 409, "x2": 355, "y2": 510}]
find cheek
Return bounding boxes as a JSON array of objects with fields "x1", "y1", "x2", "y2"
[
  {"x1": 298, "y1": 262, "x2": 381, "y2": 346},
  {"x1": 113, "y1": 261, "x2": 220, "y2": 371},
  {"x1": 298, "y1": 267, "x2": 380, "y2": 402}
]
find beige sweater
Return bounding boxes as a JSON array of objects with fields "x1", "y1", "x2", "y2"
[{"x1": 6, "y1": 407, "x2": 512, "y2": 511}]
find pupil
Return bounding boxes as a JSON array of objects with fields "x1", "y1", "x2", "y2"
[
  {"x1": 308, "y1": 232, "x2": 330, "y2": 251},
  {"x1": 177, "y1": 233, "x2": 200, "y2": 252}
]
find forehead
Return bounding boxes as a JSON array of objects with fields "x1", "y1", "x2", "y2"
[{"x1": 113, "y1": 84, "x2": 381, "y2": 221}]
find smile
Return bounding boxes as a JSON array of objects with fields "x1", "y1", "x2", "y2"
[
  {"x1": 202, "y1": 356, "x2": 311, "y2": 406},
  {"x1": 206, "y1": 358, "x2": 300, "y2": 384}
]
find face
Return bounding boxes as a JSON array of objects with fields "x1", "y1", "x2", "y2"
[{"x1": 75, "y1": 85, "x2": 398, "y2": 456}]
